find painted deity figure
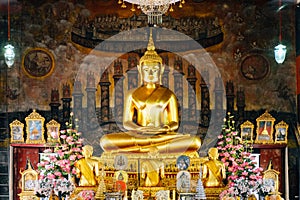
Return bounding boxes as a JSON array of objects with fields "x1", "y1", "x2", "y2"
[
  {"x1": 202, "y1": 147, "x2": 226, "y2": 187},
  {"x1": 100, "y1": 29, "x2": 201, "y2": 155},
  {"x1": 75, "y1": 145, "x2": 100, "y2": 186},
  {"x1": 176, "y1": 171, "x2": 191, "y2": 192}
]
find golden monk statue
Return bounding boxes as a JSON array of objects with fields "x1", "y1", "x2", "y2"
[
  {"x1": 100, "y1": 29, "x2": 201, "y2": 155},
  {"x1": 75, "y1": 145, "x2": 100, "y2": 186},
  {"x1": 202, "y1": 147, "x2": 226, "y2": 187},
  {"x1": 141, "y1": 152, "x2": 165, "y2": 187}
]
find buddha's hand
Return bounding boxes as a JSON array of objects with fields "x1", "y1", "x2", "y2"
[{"x1": 138, "y1": 125, "x2": 170, "y2": 134}]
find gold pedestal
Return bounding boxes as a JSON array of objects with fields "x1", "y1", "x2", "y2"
[
  {"x1": 205, "y1": 187, "x2": 227, "y2": 200},
  {"x1": 100, "y1": 151, "x2": 200, "y2": 160},
  {"x1": 138, "y1": 186, "x2": 167, "y2": 198},
  {"x1": 97, "y1": 151, "x2": 224, "y2": 200},
  {"x1": 69, "y1": 186, "x2": 98, "y2": 200}
]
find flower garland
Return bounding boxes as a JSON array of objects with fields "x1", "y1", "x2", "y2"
[
  {"x1": 35, "y1": 122, "x2": 84, "y2": 197},
  {"x1": 217, "y1": 114, "x2": 264, "y2": 199}
]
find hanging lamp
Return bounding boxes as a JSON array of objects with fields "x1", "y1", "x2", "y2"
[
  {"x1": 274, "y1": 0, "x2": 287, "y2": 64},
  {"x1": 4, "y1": 0, "x2": 15, "y2": 68}
]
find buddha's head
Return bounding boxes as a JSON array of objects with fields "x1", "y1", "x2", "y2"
[
  {"x1": 208, "y1": 147, "x2": 219, "y2": 160},
  {"x1": 82, "y1": 145, "x2": 93, "y2": 158},
  {"x1": 138, "y1": 28, "x2": 164, "y2": 85}
]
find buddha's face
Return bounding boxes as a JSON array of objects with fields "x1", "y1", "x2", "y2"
[
  {"x1": 141, "y1": 63, "x2": 161, "y2": 84},
  {"x1": 82, "y1": 146, "x2": 92, "y2": 158},
  {"x1": 209, "y1": 148, "x2": 219, "y2": 159}
]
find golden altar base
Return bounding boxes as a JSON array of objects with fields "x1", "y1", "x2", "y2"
[
  {"x1": 205, "y1": 187, "x2": 227, "y2": 200},
  {"x1": 138, "y1": 187, "x2": 171, "y2": 198},
  {"x1": 95, "y1": 151, "x2": 224, "y2": 199},
  {"x1": 70, "y1": 151, "x2": 226, "y2": 199}
]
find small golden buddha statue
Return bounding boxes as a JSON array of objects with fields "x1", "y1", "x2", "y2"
[
  {"x1": 202, "y1": 147, "x2": 226, "y2": 187},
  {"x1": 141, "y1": 148, "x2": 165, "y2": 187},
  {"x1": 100, "y1": 29, "x2": 201, "y2": 155},
  {"x1": 75, "y1": 145, "x2": 100, "y2": 186}
]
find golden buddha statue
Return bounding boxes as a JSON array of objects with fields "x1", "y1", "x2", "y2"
[
  {"x1": 75, "y1": 145, "x2": 100, "y2": 186},
  {"x1": 202, "y1": 147, "x2": 226, "y2": 187},
  {"x1": 100, "y1": 29, "x2": 201, "y2": 155},
  {"x1": 140, "y1": 149, "x2": 165, "y2": 187}
]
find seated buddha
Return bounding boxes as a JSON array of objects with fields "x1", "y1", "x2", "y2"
[{"x1": 100, "y1": 29, "x2": 201, "y2": 155}]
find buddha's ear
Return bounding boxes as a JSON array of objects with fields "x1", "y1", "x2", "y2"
[
  {"x1": 137, "y1": 64, "x2": 143, "y2": 85},
  {"x1": 160, "y1": 64, "x2": 165, "y2": 74},
  {"x1": 160, "y1": 64, "x2": 165, "y2": 85}
]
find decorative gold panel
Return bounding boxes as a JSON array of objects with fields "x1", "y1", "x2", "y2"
[
  {"x1": 10, "y1": 119, "x2": 24, "y2": 143},
  {"x1": 46, "y1": 119, "x2": 60, "y2": 144},
  {"x1": 255, "y1": 111, "x2": 275, "y2": 144},
  {"x1": 274, "y1": 121, "x2": 288, "y2": 144},
  {"x1": 25, "y1": 110, "x2": 45, "y2": 144},
  {"x1": 240, "y1": 120, "x2": 254, "y2": 144}
]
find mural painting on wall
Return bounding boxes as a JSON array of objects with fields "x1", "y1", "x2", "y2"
[
  {"x1": 22, "y1": 48, "x2": 55, "y2": 79},
  {"x1": 71, "y1": 13, "x2": 224, "y2": 51},
  {"x1": 0, "y1": 0, "x2": 295, "y2": 115},
  {"x1": 240, "y1": 54, "x2": 269, "y2": 81}
]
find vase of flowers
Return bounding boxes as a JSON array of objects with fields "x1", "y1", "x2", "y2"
[
  {"x1": 218, "y1": 114, "x2": 263, "y2": 199},
  {"x1": 35, "y1": 117, "x2": 84, "y2": 198}
]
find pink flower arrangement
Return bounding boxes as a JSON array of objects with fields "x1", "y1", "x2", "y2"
[
  {"x1": 35, "y1": 127, "x2": 84, "y2": 197},
  {"x1": 217, "y1": 114, "x2": 264, "y2": 199}
]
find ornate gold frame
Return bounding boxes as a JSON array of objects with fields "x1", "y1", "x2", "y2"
[
  {"x1": 46, "y1": 119, "x2": 60, "y2": 144},
  {"x1": 114, "y1": 154, "x2": 128, "y2": 171},
  {"x1": 255, "y1": 111, "x2": 275, "y2": 144},
  {"x1": 274, "y1": 121, "x2": 288, "y2": 144},
  {"x1": 22, "y1": 47, "x2": 55, "y2": 79},
  {"x1": 10, "y1": 119, "x2": 24, "y2": 143},
  {"x1": 25, "y1": 110, "x2": 45, "y2": 144},
  {"x1": 263, "y1": 162, "x2": 280, "y2": 194},
  {"x1": 18, "y1": 160, "x2": 39, "y2": 199},
  {"x1": 240, "y1": 120, "x2": 254, "y2": 144}
]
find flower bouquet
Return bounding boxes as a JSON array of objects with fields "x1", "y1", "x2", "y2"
[
  {"x1": 35, "y1": 124, "x2": 84, "y2": 198},
  {"x1": 218, "y1": 114, "x2": 264, "y2": 199}
]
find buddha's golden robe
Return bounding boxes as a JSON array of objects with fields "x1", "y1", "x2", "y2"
[
  {"x1": 75, "y1": 157, "x2": 99, "y2": 186},
  {"x1": 100, "y1": 28, "x2": 201, "y2": 156},
  {"x1": 100, "y1": 85, "x2": 201, "y2": 154},
  {"x1": 202, "y1": 148, "x2": 226, "y2": 187}
]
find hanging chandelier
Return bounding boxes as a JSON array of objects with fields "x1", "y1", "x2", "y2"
[
  {"x1": 119, "y1": 0, "x2": 184, "y2": 24},
  {"x1": 4, "y1": 0, "x2": 15, "y2": 68}
]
